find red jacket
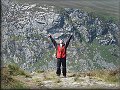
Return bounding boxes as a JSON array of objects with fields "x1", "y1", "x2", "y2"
[
  {"x1": 56, "y1": 44, "x2": 66, "y2": 58},
  {"x1": 49, "y1": 35, "x2": 73, "y2": 59}
]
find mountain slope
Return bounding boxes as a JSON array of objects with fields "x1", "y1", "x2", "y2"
[{"x1": 1, "y1": 0, "x2": 120, "y2": 72}]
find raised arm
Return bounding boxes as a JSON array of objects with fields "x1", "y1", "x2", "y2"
[
  {"x1": 66, "y1": 34, "x2": 73, "y2": 48},
  {"x1": 48, "y1": 34, "x2": 57, "y2": 48}
]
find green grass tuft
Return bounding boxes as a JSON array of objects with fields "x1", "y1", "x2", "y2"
[
  {"x1": 8, "y1": 63, "x2": 31, "y2": 77},
  {"x1": 1, "y1": 66, "x2": 27, "y2": 89},
  {"x1": 88, "y1": 69, "x2": 120, "y2": 83}
]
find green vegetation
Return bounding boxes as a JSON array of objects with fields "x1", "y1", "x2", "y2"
[
  {"x1": 46, "y1": 0, "x2": 119, "y2": 23},
  {"x1": 8, "y1": 63, "x2": 31, "y2": 77},
  {"x1": 1, "y1": 65, "x2": 28, "y2": 89},
  {"x1": 87, "y1": 11, "x2": 118, "y2": 23},
  {"x1": 1, "y1": 77, "x2": 26, "y2": 89},
  {"x1": 1, "y1": 64, "x2": 119, "y2": 89},
  {"x1": 88, "y1": 41, "x2": 120, "y2": 65},
  {"x1": 73, "y1": 68, "x2": 120, "y2": 84},
  {"x1": 87, "y1": 69, "x2": 120, "y2": 83},
  {"x1": 34, "y1": 49, "x2": 55, "y2": 70},
  {"x1": 69, "y1": 38, "x2": 120, "y2": 71},
  {"x1": 10, "y1": 35, "x2": 25, "y2": 41},
  {"x1": 35, "y1": 69, "x2": 45, "y2": 73}
]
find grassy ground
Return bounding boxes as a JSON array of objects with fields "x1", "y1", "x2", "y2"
[
  {"x1": 1, "y1": 64, "x2": 31, "y2": 89},
  {"x1": 1, "y1": 63, "x2": 120, "y2": 89},
  {"x1": 85, "y1": 68, "x2": 120, "y2": 83}
]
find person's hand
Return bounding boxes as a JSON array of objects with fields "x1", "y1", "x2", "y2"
[
  {"x1": 71, "y1": 33, "x2": 73, "y2": 36},
  {"x1": 70, "y1": 34, "x2": 73, "y2": 37},
  {"x1": 48, "y1": 34, "x2": 51, "y2": 37}
]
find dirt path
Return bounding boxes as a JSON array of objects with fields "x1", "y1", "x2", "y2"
[{"x1": 14, "y1": 71, "x2": 120, "y2": 89}]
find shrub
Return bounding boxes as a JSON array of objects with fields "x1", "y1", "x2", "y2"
[
  {"x1": 1, "y1": 67, "x2": 27, "y2": 89},
  {"x1": 35, "y1": 69, "x2": 45, "y2": 73},
  {"x1": 8, "y1": 63, "x2": 31, "y2": 77},
  {"x1": 89, "y1": 69, "x2": 120, "y2": 83}
]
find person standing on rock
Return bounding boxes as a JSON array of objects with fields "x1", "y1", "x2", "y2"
[{"x1": 48, "y1": 34, "x2": 73, "y2": 77}]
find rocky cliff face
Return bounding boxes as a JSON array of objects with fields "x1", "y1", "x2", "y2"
[{"x1": 1, "y1": 0, "x2": 120, "y2": 72}]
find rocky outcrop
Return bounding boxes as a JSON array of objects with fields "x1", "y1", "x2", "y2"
[{"x1": 1, "y1": 0, "x2": 120, "y2": 72}]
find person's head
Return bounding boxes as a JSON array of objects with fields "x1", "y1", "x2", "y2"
[{"x1": 60, "y1": 39, "x2": 64, "y2": 44}]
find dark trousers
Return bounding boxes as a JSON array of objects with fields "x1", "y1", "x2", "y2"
[{"x1": 56, "y1": 58, "x2": 66, "y2": 76}]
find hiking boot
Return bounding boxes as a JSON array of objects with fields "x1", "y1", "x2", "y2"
[{"x1": 63, "y1": 76, "x2": 66, "y2": 78}]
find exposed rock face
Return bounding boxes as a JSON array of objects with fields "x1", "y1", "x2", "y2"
[{"x1": 1, "y1": 0, "x2": 120, "y2": 72}]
